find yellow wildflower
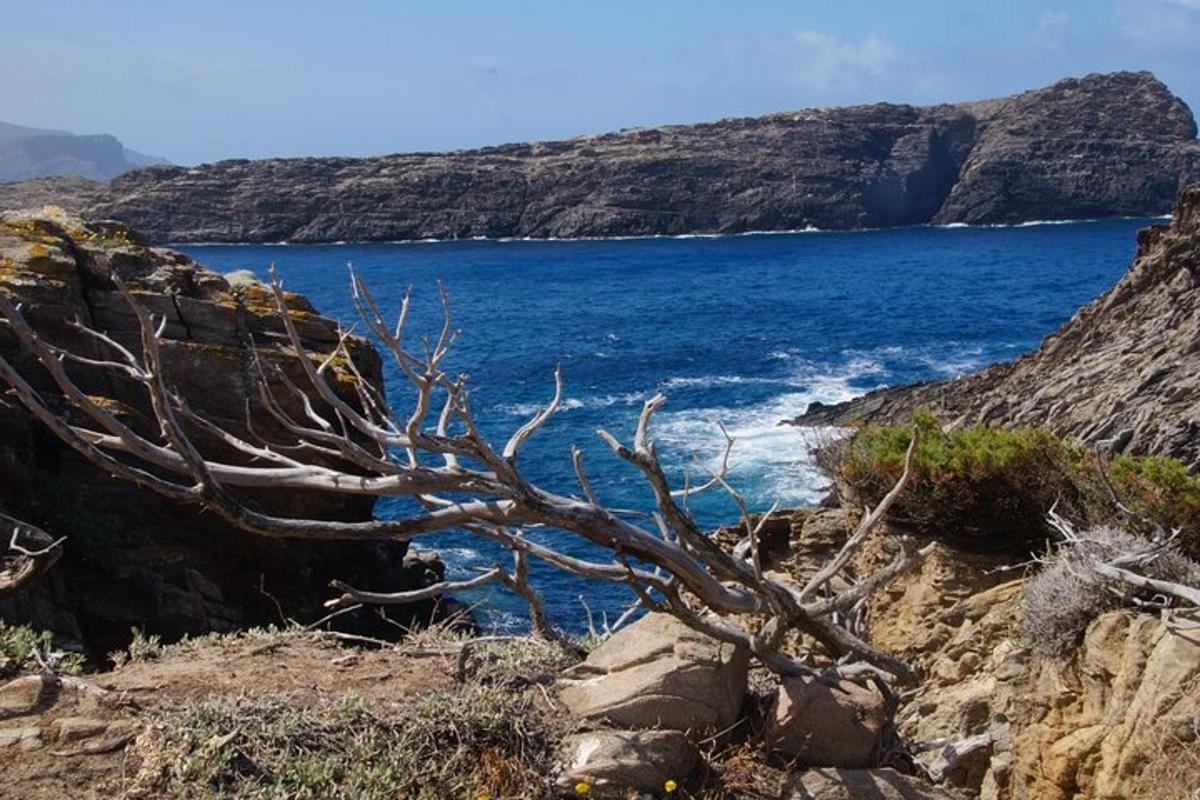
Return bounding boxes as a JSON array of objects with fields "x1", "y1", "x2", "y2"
[
  {"x1": 575, "y1": 782, "x2": 591, "y2": 796},
  {"x1": 665, "y1": 779, "x2": 678, "y2": 793}
]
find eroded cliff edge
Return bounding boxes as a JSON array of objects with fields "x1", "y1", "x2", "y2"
[
  {"x1": 0, "y1": 209, "x2": 446, "y2": 657},
  {"x1": 792, "y1": 181, "x2": 1200, "y2": 467},
  {"x1": 2, "y1": 71, "x2": 1197, "y2": 243}
]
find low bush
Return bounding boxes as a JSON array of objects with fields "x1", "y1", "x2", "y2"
[
  {"x1": 1110, "y1": 454, "x2": 1200, "y2": 555},
  {"x1": 836, "y1": 411, "x2": 1091, "y2": 546},
  {"x1": 1020, "y1": 524, "x2": 1200, "y2": 658},
  {"x1": 834, "y1": 411, "x2": 1200, "y2": 554},
  {"x1": 0, "y1": 620, "x2": 84, "y2": 677}
]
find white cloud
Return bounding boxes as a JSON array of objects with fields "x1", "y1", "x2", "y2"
[
  {"x1": 781, "y1": 30, "x2": 898, "y2": 91},
  {"x1": 1036, "y1": 10, "x2": 1069, "y2": 45},
  {"x1": 1115, "y1": 0, "x2": 1200, "y2": 47},
  {"x1": 1038, "y1": 10, "x2": 1070, "y2": 29}
]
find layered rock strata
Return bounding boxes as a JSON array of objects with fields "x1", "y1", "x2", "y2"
[{"x1": 2, "y1": 72, "x2": 1196, "y2": 243}]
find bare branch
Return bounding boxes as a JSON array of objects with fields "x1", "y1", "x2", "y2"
[{"x1": 0, "y1": 270, "x2": 926, "y2": 687}]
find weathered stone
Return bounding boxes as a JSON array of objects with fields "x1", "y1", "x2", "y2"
[
  {"x1": 0, "y1": 725, "x2": 42, "y2": 750},
  {"x1": 559, "y1": 613, "x2": 749, "y2": 731},
  {"x1": 783, "y1": 768, "x2": 957, "y2": 799},
  {"x1": 0, "y1": 209, "x2": 452, "y2": 657},
  {"x1": 769, "y1": 677, "x2": 887, "y2": 768},
  {"x1": 49, "y1": 716, "x2": 110, "y2": 742},
  {"x1": 557, "y1": 729, "x2": 700, "y2": 797},
  {"x1": 3, "y1": 73, "x2": 1196, "y2": 242},
  {"x1": 0, "y1": 674, "x2": 47, "y2": 715}
]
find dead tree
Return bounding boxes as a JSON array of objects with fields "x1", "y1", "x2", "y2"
[
  {"x1": 0, "y1": 513, "x2": 64, "y2": 596},
  {"x1": 0, "y1": 268, "x2": 930, "y2": 685}
]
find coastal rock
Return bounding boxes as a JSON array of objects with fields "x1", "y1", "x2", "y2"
[
  {"x1": 0, "y1": 209, "x2": 448, "y2": 657},
  {"x1": 792, "y1": 181, "x2": 1200, "y2": 466},
  {"x1": 2, "y1": 72, "x2": 1196, "y2": 242},
  {"x1": 783, "y1": 768, "x2": 957, "y2": 799},
  {"x1": 769, "y1": 677, "x2": 887, "y2": 767},
  {"x1": 845, "y1": 524, "x2": 1200, "y2": 800},
  {"x1": 557, "y1": 729, "x2": 701, "y2": 797},
  {"x1": 558, "y1": 612, "x2": 749, "y2": 731}
]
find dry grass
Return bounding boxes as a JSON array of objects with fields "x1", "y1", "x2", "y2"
[
  {"x1": 1021, "y1": 525, "x2": 1200, "y2": 658},
  {"x1": 138, "y1": 684, "x2": 560, "y2": 799},
  {"x1": 112, "y1": 625, "x2": 583, "y2": 799}
]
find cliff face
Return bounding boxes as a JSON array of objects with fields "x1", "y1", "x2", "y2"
[
  {"x1": 793, "y1": 182, "x2": 1200, "y2": 467},
  {"x1": 0, "y1": 210, "x2": 443, "y2": 657},
  {"x1": 2, "y1": 72, "x2": 1196, "y2": 243}
]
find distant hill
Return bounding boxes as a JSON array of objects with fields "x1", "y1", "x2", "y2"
[
  {"x1": 0, "y1": 120, "x2": 167, "y2": 182},
  {"x1": 1, "y1": 72, "x2": 1197, "y2": 241}
]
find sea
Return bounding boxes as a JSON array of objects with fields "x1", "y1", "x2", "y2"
[{"x1": 178, "y1": 217, "x2": 1159, "y2": 633}]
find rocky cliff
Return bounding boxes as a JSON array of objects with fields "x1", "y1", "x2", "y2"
[
  {"x1": 793, "y1": 182, "x2": 1200, "y2": 467},
  {"x1": 1, "y1": 72, "x2": 1196, "y2": 243},
  {"x1": 0, "y1": 209, "x2": 444, "y2": 658}
]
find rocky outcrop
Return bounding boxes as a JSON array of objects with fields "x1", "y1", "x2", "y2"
[
  {"x1": 793, "y1": 182, "x2": 1200, "y2": 467},
  {"x1": 756, "y1": 504, "x2": 1199, "y2": 799},
  {"x1": 558, "y1": 612, "x2": 749, "y2": 731},
  {"x1": 2, "y1": 72, "x2": 1196, "y2": 242},
  {"x1": 0, "y1": 209, "x2": 445, "y2": 658}
]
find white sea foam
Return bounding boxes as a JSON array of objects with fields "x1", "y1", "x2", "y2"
[
  {"x1": 653, "y1": 356, "x2": 887, "y2": 505},
  {"x1": 661, "y1": 374, "x2": 780, "y2": 390},
  {"x1": 171, "y1": 214, "x2": 1168, "y2": 248},
  {"x1": 494, "y1": 391, "x2": 647, "y2": 417}
]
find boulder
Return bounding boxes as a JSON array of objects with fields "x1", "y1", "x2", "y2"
[
  {"x1": 559, "y1": 613, "x2": 749, "y2": 731},
  {"x1": 784, "y1": 768, "x2": 957, "y2": 799},
  {"x1": 769, "y1": 677, "x2": 887, "y2": 768},
  {"x1": 557, "y1": 729, "x2": 700, "y2": 797}
]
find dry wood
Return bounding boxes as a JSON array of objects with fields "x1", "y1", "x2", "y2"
[{"x1": 0, "y1": 269, "x2": 932, "y2": 686}]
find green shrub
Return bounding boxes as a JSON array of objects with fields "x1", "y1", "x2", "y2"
[
  {"x1": 0, "y1": 620, "x2": 84, "y2": 676},
  {"x1": 837, "y1": 411, "x2": 1091, "y2": 546},
  {"x1": 835, "y1": 412, "x2": 1200, "y2": 553},
  {"x1": 1110, "y1": 454, "x2": 1200, "y2": 555}
]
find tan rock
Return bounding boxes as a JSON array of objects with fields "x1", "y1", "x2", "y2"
[
  {"x1": 559, "y1": 613, "x2": 749, "y2": 731},
  {"x1": 49, "y1": 716, "x2": 110, "y2": 742},
  {"x1": 558, "y1": 729, "x2": 700, "y2": 797},
  {"x1": 0, "y1": 726, "x2": 42, "y2": 750},
  {"x1": 783, "y1": 767, "x2": 957, "y2": 799},
  {"x1": 0, "y1": 674, "x2": 48, "y2": 716},
  {"x1": 769, "y1": 677, "x2": 886, "y2": 768},
  {"x1": 1006, "y1": 609, "x2": 1200, "y2": 800}
]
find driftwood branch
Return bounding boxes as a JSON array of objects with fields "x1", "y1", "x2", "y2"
[
  {"x1": 0, "y1": 514, "x2": 64, "y2": 596},
  {"x1": 0, "y1": 270, "x2": 930, "y2": 685}
]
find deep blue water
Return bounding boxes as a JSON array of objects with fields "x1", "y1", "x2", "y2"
[{"x1": 179, "y1": 219, "x2": 1155, "y2": 631}]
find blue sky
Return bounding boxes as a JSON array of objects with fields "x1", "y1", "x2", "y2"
[{"x1": 4, "y1": 0, "x2": 1198, "y2": 164}]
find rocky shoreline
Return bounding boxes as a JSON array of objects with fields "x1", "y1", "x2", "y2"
[
  {"x1": 1, "y1": 71, "x2": 1198, "y2": 244},
  {"x1": 790, "y1": 183, "x2": 1200, "y2": 467}
]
